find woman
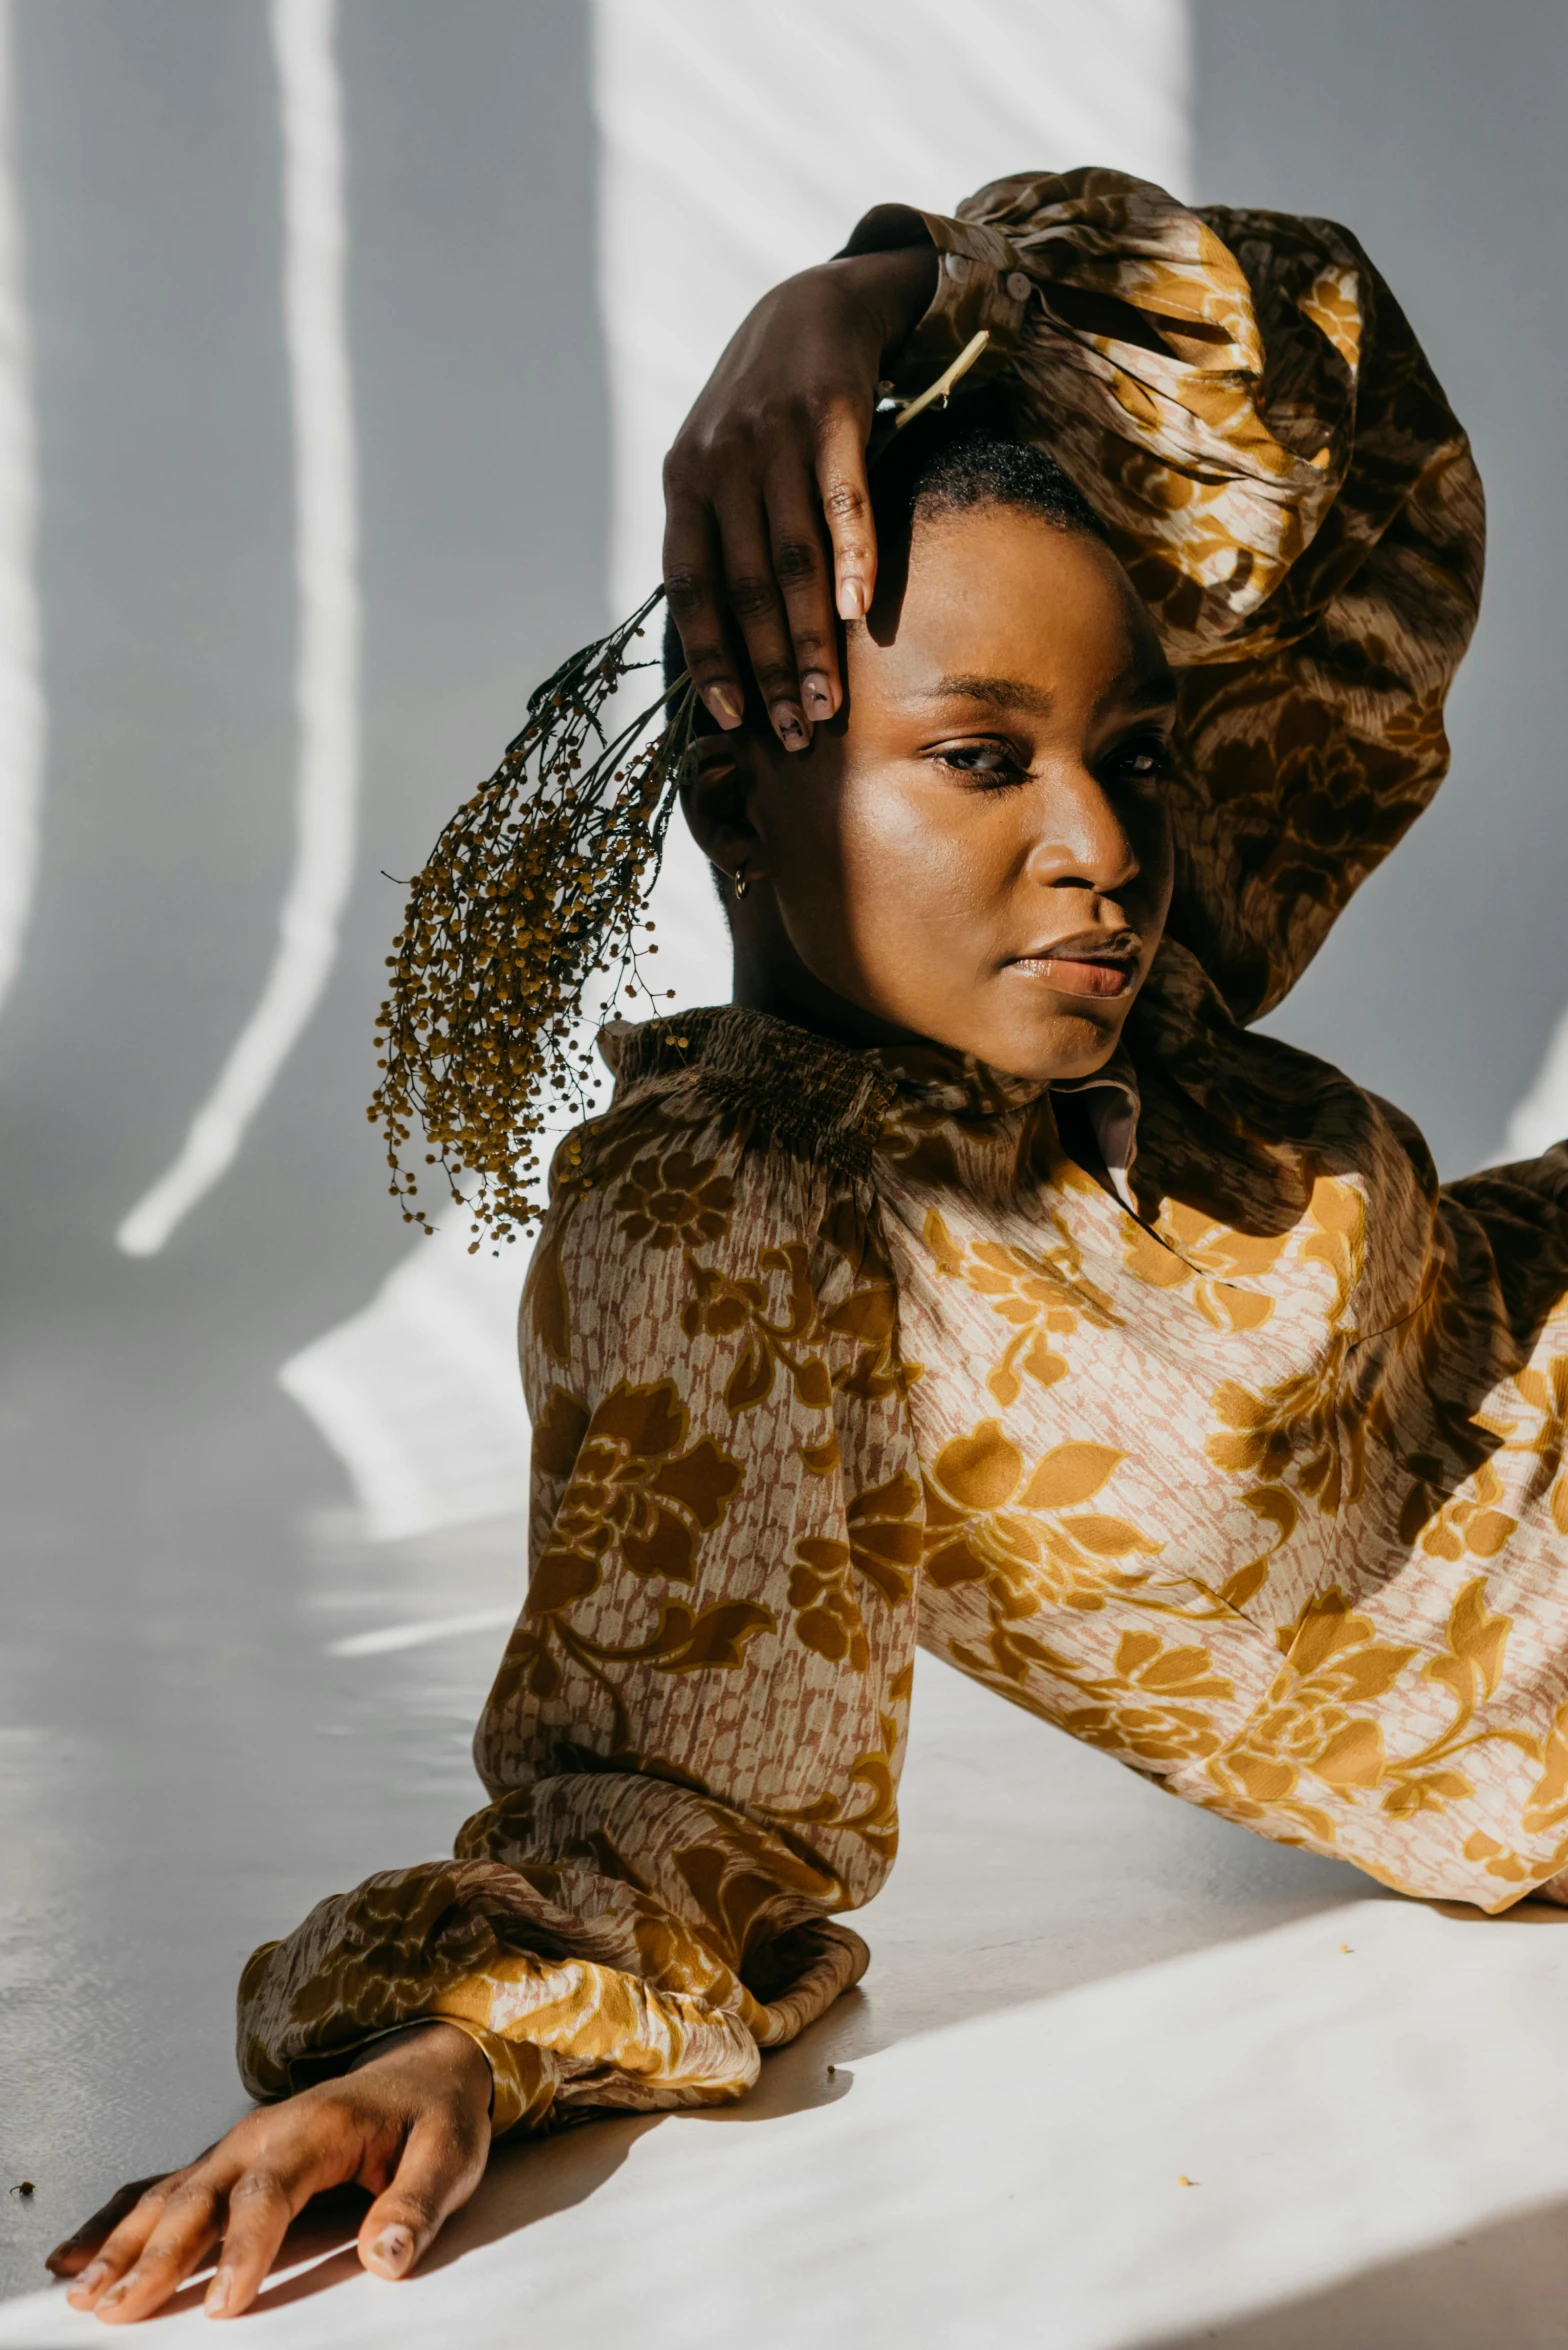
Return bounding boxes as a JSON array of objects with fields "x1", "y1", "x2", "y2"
[{"x1": 53, "y1": 168, "x2": 1565, "y2": 2326}]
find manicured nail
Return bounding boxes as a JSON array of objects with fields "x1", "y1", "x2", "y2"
[
  {"x1": 801, "y1": 671, "x2": 833, "y2": 715},
  {"x1": 66, "y1": 2260, "x2": 109, "y2": 2305},
  {"x1": 703, "y1": 683, "x2": 743, "y2": 729},
  {"x1": 838, "y1": 578, "x2": 868, "y2": 621},
  {"x1": 771, "y1": 704, "x2": 808, "y2": 750},
  {"x1": 370, "y1": 2225, "x2": 413, "y2": 2275},
  {"x1": 205, "y1": 2269, "x2": 233, "y2": 2316}
]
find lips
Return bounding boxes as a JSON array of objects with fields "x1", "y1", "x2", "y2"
[{"x1": 1006, "y1": 929, "x2": 1142, "y2": 1000}]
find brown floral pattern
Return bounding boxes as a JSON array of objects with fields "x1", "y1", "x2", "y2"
[
  {"x1": 614, "y1": 1141, "x2": 734, "y2": 1251},
  {"x1": 239, "y1": 178, "x2": 1568, "y2": 2147},
  {"x1": 787, "y1": 1470, "x2": 920, "y2": 1671}
]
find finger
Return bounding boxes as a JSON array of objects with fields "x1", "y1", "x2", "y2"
[
  {"x1": 47, "y1": 2176, "x2": 165, "y2": 2275},
  {"x1": 763, "y1": 468, "x2": 842, "y2": 721},
  {"x1": 64, "y1": 2176, "x2": 218, "y2": 2322},
  {"x1": 815, "y1": 405, "x2": 878, "y2": 625},
  {"x1": 89, "y1": 2189, "x2": 224, "y2": 2327},
  {"x1": 202, "y1": 2164, "x2": 312, "y2": 2321},
  {"x1": 663, "y1": 487, "x2": 746, "y2": 732},
  {"x1": 713, "y1": 490, "x2": 810, "y2": 753},
  {"x1": 357, "y1": 2110, "x2": 488, "y2": 2283}
]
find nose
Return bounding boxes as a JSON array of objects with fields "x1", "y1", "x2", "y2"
[{"x1": 1023, "y1": 761, "x2": 1141, "y2": 897}]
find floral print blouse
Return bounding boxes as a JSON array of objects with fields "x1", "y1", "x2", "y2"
[{"x1": 238, "y1": 170, "x2": 1568, "y2": 2140}]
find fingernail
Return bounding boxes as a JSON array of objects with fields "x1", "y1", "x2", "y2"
[
  {"x1": 66, "y1": 2260, "x2": 109, "y2": 2305},
  {"x1": 838, "y1": 578, "x2": 868, "y2": 621},
  {"x1": 205, "y1": 2269, "x2": 232, "y2": 2316},
  {"x1": 772, "y1": 704, "x2": 808, "y2": 751},
  {"x1": 703, "y1": 683, "x2": 743, "y2": 729},
  {"x1": 801, "y1": 671, "x2": 833, "y2": 715},
  {"x1": 370, "y1": 2225, "x2": 413, "y2": 2275},
  {"x1": 97, "y1": 2276, "x2": 132, "y2": 2310}
]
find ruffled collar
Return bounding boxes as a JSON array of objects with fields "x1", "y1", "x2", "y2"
[{"x1": 599, "y1": 1005, "x2": 1140, "y2": 1188}]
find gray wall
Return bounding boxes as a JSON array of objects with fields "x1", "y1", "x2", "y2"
[
  {"x1": 1193, "y1": 0, "x2": 1568, "y2": 1175},
  {"x1": 0, "y1": 8, "x2": 608, "y2": 2285},
  {"x1": 2, "y1": 0, "x2": 605, "y2": 1354}
]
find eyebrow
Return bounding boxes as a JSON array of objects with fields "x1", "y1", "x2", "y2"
[
  {"x1": 1112, "y1": 668, "x2": 1180, "y2": 713},
  {"x1": 921, "y1": 667, "x2": 1179, "y2": 718},
  {"x1": 924, "y1": 673, "x2": 1056, "y2": 715}
]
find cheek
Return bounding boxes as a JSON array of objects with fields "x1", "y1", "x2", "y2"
[
  {"x1": 771, "y1": 773, "x2": 1001, "y2": 987},
  {"x1": 1137, "y1": 799, "x2": 1176, "y2": 922}
]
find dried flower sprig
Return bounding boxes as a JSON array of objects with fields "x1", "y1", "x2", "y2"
[
  {"x1": 373, "y1": 332, "x2": 991, "y2": 1250},
  {"x1": 370, "y1": 585, "x2": 698, "y2": 1250}
]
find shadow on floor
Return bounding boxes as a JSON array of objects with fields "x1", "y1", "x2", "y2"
[
  {"x1": 421, "y1": 2112, "x2": 665, "y2": 2276},
  {"x1": 1147, "y1": 2194, "x2": 1568, "y2": 2350}
]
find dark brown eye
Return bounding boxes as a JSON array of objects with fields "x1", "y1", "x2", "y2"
[
  {"x1": 935, "y1": 740, "x2": 1026, "y2": 787},
  {"x1": 1106, "y1": 734, "x2": 1172, "y2": 786}
]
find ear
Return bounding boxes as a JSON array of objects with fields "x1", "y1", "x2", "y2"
[{"x1": 678, "y1": 732, "x2": 771, "y2": 887}]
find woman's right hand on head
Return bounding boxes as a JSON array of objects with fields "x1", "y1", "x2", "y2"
[
  {"x1": 44, "y1": 2020, "x2": 493, "y2": 2324},
  {"x1": 662, "y1": 241, "x2": 937, "y2": 752}
]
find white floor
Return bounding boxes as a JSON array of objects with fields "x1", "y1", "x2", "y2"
[{"x1": 6, "y1": 1505, "x2": 1568, "y2": 2348}]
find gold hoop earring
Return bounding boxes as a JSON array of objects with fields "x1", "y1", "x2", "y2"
[{"x1": 732, "y1": 870, "x2": 749, "y2": 900}]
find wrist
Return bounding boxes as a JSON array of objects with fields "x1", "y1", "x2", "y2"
[
  {"x1": 821, "y1": 245, "x2": 938, "y2": 362},
  {"x1": 350, "y1": 2020, "x2": 492, "y2": 2103}
]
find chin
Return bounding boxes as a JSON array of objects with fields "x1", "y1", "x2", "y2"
[{"x1": 979, "y1": 1008, "x2": 1126, "y2": 1085}]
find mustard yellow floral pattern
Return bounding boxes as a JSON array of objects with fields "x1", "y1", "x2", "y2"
[{"x1": 238, "y1": 173, "x2": 1568, "y2": 2143}]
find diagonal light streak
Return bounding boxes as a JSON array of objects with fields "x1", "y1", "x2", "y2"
[
  {"x1": 117, "y1": 0, "x2": 359, "y2": 1257},
  {"x1": 325, "y1": 1606, "x2": 518, "y2": 1659},
  {"x1": 0, "y1": 0, "x2": 44, "y2": 1027},
  {"x1": 1504, "y1": 1001, "x2": 1568, "y2": 1161}
]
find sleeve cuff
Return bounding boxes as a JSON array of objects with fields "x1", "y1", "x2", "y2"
[
  {"x1": 327, "y1": 2015, "x2": 559, "y2": 2139},
  {"x1": 839, "y1": 202, "x2": 1034, "y2": 392},
  {"x1": 431, "y1": 2015, "x2": 559, "y2": 2138}
]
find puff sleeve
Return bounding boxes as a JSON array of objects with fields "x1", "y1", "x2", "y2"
[{"x1": 237, "y1": 1055, "x2": 922, "y2": 2135}]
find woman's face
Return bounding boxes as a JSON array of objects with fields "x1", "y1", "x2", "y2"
[{"x1": 689, "y1": 501, "x2": 1178, "y2": 1082}]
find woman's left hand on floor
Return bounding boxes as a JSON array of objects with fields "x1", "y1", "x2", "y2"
[{"x1": 44, "y1": 2021, "x2": 493, "y2": 2324}]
